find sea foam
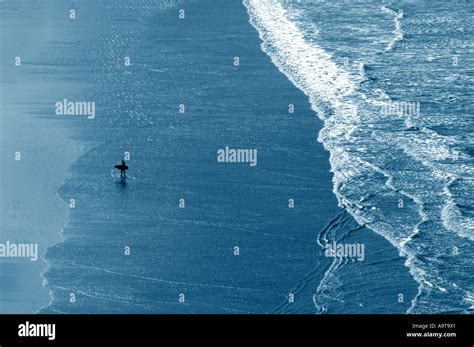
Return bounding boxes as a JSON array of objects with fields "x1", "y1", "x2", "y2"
[{"x1": 243, "y1": 0, "x2": 473, "y2": 313}]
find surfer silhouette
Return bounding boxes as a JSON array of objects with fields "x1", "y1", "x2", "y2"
[{"x1": 115, "y1": 160, "x2": 128, "y2": 177}]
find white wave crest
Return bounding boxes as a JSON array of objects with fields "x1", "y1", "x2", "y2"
[{"x1": 381, "y1": 5, "x2": 404, "y2": 52}]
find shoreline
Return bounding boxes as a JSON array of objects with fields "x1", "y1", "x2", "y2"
[
  {"x1": 0, "y1": 0, "x2": 86, "y2": 313},
  {"x1": 0, "y1": 109, "x2": 84, "y2": 313},
  {"x1": 244, "y1": 0, "x2": 423, "y2": 312}
]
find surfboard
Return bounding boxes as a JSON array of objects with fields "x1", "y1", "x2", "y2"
[{"x1": 114, "y1": 165, "x2": 128, "y2": 170}]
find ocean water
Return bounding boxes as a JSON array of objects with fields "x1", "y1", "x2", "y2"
[
  {"x1": 1, "y1": 0, "x2": 471, "y2": 314},
  {"x1": 244, "y1": 0, "x2": 473, "y2": 313},
  {"x1": 39, "y1": 0, "x2": 415, "y2": 314}
]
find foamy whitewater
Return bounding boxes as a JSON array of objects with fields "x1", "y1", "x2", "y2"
[{"x1": 244, "y1": 0, "x2": 474, "y2": 313}]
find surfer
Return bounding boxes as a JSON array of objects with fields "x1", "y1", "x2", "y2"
[{"x1": 115, "y1": 160, "x2": 128, "y2": 177}]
